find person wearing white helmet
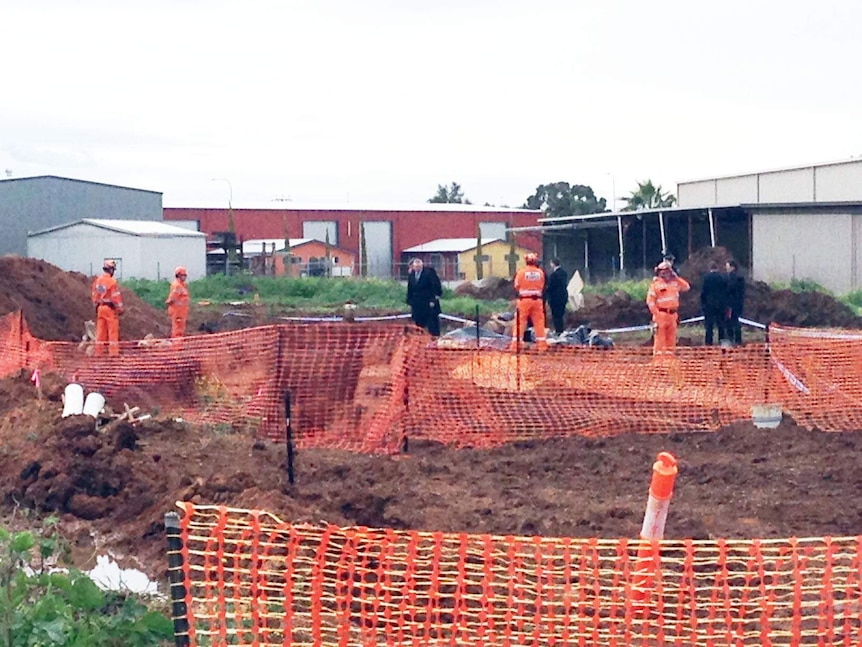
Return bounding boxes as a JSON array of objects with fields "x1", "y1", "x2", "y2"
[
  {"x1": 509, "y1": 252, "x2": 548, "y2": 351},
  {"x1": 646, "y1": 260, "x2": 690, "y2": 357},
  {"x1": 90, "y1": 259, "x2": 124, "y2": 356},
  {"x1": 166, "y1": 266, "x2": 191, "y2": 339}
]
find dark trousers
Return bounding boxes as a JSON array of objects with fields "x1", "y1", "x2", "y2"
[
  {"x1": 703, "y1": 308, "x2": 726, "y2": 345},
  {"x1": 727, "y1": 310, "x2": 742, "y2": 344},
  {"x1": 549, "y1": 301, "x2": 566, "y2": 334},
  {"x1": 411, "y1": 304, "x2": 441, "y2": 337}
]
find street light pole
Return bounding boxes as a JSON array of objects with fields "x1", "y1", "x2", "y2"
[
  {"x1": 606, "y1": 172, "x2": 616, "y2": 213},
  {"x1": 212, "y1": 178, "x2": 234, "y2": 276}
]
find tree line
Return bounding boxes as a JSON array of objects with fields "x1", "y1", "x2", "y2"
[{"x1": 428, "y1": 180, "x2": 676, "y2": 219}]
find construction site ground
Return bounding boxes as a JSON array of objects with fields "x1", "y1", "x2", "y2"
[{"x1": 1, "y1": 254, "x2": 861, "y2": 585}]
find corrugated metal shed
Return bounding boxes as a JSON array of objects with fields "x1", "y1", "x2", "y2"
[{"x1": 27, "y1": 218, "x2": 206, "y2": 281}]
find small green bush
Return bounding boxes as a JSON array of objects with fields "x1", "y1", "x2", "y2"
[{"x1": 0, "y1": 523, "x2": 173, "y2": 646}]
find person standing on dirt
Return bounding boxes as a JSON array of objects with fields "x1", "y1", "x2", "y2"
[
  {"x1": 510, "y1": 252, "x2": 548, "y2": 351},
  {"x1": 544, "y1": 258, "x2": 569, "y2": 336},
  {"x1": 725, "y1": 259, "x2": 746, "y2": 345},
  {"x1": 406, "y1": 258, "x2": 442, "y2": 337},
  {"x1": 700, "y1": 261, "x2": 728, "y2": 345},
  {"x1": 166, "y1": 266, "x2": 190, "y2": 338},
  {"x1": 646, "y1": 260, "x2": 690, "y2": 357},
  {"x1": 90, "y1": 259, "x2": 124, "y2": 357}
]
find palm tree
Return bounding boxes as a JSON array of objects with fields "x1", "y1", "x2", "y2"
[{"x1": 621, "y1": 180, "x2": 676, "y2": 211}]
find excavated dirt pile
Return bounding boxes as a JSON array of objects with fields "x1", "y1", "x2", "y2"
[
  {"x1": 1, "y1": 369, "x2": 862, "y2": 581},
  {"x1": 0, "y1": 256, "x2": 167, "y2": 340}
]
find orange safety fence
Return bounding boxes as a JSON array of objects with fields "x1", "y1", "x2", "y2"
[
  {"x1": 167, "y1": 503, "x2": 862, "y2": 647},
  {"x1": 5, "y1": 311, "x2": 862, "y2": 450},
  {"x1": 768, "y1": 324, "x2": 862, "y2": 431}
]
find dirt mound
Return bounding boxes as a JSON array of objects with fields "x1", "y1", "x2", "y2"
[
  {"x1": 567, "y1": 247, "x2": 862, "y2": 330},
  {"x1": 1, "y1": 368, "x2": 862, "y2": 581},
  {"x1": 454, "y1": 277, "x2": 516, "y2": 300},
  {"x1": 0, "y1": 256, "x2": 168, "y2": 341}
]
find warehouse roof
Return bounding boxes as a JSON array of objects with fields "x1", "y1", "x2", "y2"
[
  {"x1": 165, "y1": 201, "x2": 541, "y2": 214},
  {"x1": 29, "y1": 218, "x2": 206, "y2": 237},
  {"x1": 403, "y1": 238, "x2": 502, "y2": 253}
]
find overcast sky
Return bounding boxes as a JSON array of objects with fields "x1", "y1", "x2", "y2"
[{"x1": 2, "y1": 0, "x2": 861, "y2": 210}]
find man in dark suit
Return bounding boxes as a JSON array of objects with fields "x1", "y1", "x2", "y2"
[
  {"x1": 700, "y1": 261, "x2": 728, "y2": 345},
  {"x1": 543, "y1": 258, "x2": 569, "y2": 335},
  {"x1": 406, "y1": 258, "x2": 442, "y2": 337},
  {"x1": 725, "y1": 259, "x2": 746, "y2": 345}
]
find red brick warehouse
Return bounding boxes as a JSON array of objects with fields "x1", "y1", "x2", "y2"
[{"x1": 163, "y1": 203, "x2": 543, "y2": 278}]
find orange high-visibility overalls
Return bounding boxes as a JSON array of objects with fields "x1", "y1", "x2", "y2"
[
  {"x1": 91, "y1": 273, "x2": 124, "y2": 356},
  {"x1": 166, "y1": 278, "x2": 190, "y2": 338},
  {"x1": 646, "y1": 275, "x2": 690, "y2": 356},
  {"x1": 510, "y1": 265, "x2": 548, "y2": 351}
]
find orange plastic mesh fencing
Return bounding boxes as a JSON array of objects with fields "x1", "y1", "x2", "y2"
[
  {"x1": 6, "y1": 312, "x2": 862, "y2": 449},
  {"x1": 769, "y1": 324, "x2": 862, "y2": 431},
  {"x1": 30, "y1": 322, "x2": 420, "y2": 453},
  {"x1": 402, "y1": 344, "x2": 773, "y2": 447},
  {"x1": 170, "y1": 503, "x2": 862, "y2": 647}
]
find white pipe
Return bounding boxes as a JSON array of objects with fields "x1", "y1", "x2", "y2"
[
  {"x1": 659, "y1": 212, "x2": 667, "y2": 255},
  {"x1": 708, "y1": 208, "x2": 716, "y2": 246}
]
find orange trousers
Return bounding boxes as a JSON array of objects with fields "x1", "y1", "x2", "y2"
[
  {"x1": 510, "y1": 298, "x2": 548, "y2": 350},
  {"x1": 652, "y1": 311, "x2": 678, "y2": 355},
  {"x1": 170, "y1": 314, "x2": 188, "y2": 338},
  {"x1": 95, "y1": 305, "x2": 120, "y2": 357}
]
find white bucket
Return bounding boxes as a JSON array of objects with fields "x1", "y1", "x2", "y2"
[
  {"x1": 83, "y1": 392, "x2": 106, "y2": 419},
  {"x1": 751, "y1": 403, "x2": 782, "y2": 429},
  {"x1": 62, "y1": 384, "x2": 85, "y2": 417}
]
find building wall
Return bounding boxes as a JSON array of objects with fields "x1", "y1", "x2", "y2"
[
  {"x1": 271, "y1": 241, "x2": 356, "y2": 277},
  {"x1": 457, "y1": 240, "x2": 528, "y2": 281},
  {"x1": 715, "y1": 174, "x2": 758, "y2": 205},
  {"x1": 678, "y1": 159, "x2": 862, "y2": 208},
  {"x1": 164, "y1": 207, "x2": 542, "y2": 278},
  {"x1": 27, "y1": 223, "x2": 206, "y2": 280},
  {"x1": 759, "y1": 168, "x2": 814, "y2": 203},
  {"x1": 752, "y1": 211, "x2": 854, "y2": 294},
  {"x1": 0, "y1": 176, "x2": 162, "y2": 257}
]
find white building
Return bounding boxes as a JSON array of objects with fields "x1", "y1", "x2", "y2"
[
  {"x1": 678, "y1": 158, "x2": 862, "y2": 294},
  {"x1": 27, "y1": 218, "x2": 206, "y2": 280}
]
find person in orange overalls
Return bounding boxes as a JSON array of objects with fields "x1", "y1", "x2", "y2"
[
  {"x1": 509, "y1": 252, "x2": 548, "y2": 351},
  {"x1": 646, "y1": 261, "x2": 690, "y2": 356},
  {"x1": 165, "y1": 266, "x2": 190, "y2": 338},
  {"x1": 90, "y1": 259, "x2": 124, "y2": 356}
]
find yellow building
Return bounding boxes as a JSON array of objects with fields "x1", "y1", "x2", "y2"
[{"x1": 403, "y1": 238, "x2": 535, "y2": 281}]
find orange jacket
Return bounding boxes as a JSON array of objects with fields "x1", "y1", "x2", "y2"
[
  {"x1": 514, "y1": 265, "x2": 546, "y2": 298},
  {"x1": 166, "y1": 279, "x2": 190, "y2": 316},
  {"x1": 91, "y1": 273, "x2": 124, "y2": 314},
  {"x1": 646, "y1": 274, "x2": 690, "y2": 317}
]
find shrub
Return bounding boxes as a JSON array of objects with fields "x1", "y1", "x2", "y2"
[{"x1": 0, "y1": 523, "x2": 173, "y2": 646}]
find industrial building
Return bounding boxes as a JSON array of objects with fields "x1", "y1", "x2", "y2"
[
  {"x1": 0, "y1": 176, "x2": 163, "y2": 257},
  {"x1": 27, "y1": 219, "x2": 206, "y2": 281},
  {"x1": 531, "y1": 158, "x2": 862, "y2": 294},
  {"x1": 402, "y1": 238, "x2": 533, "y2": 281},
  {"x1": 163, "y1": 203, "x2": 543, "y2": 279}
]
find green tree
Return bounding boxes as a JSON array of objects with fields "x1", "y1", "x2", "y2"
[
  {"x1": 621, "y1": 180, "x2": 676, "y2": 211},
  {"x1": 522, "y1": 182, "x2": 606, "y2": 219},
  {"x1": 428, "y1": 182, "x2": 471, "y2": 204}
]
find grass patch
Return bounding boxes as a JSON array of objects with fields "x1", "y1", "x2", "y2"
[{"x1": 124, "y1": 276, "x2": 513, "y2": 318}]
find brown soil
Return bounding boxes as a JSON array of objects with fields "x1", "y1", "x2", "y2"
[
  {"x1": 1, "y1": 255, "x2": 862, "y2": 584},
  {"x1": 1, "y1": 368, "x2": 861, "y2": 582},
  {"x1": 0, "y1": 256, "x2": 168, "y2": 341}
]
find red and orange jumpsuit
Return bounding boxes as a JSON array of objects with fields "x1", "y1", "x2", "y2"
[
  {"x1": 510, "y1": 265, "x2": 548, "y2": 350},
  {"x1": 91, "y1": 272, "x2": 124, "y2": 356},
  {"x1": 166, "y1": 278, "x2": 190, "y2": 338},
  {"x1": 646, "y1": 273, "x2": 690, "y2": 356}
]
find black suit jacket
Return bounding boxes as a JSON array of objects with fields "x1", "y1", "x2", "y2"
[
  {"x1": 726, "y1": 270, "x2": 746, "y2": 313},
  {"x1": 544, "y1": 267, "x2": 569, "y2": 306},
  {"x1": 700, "y1": 270, "x2": 728, "y2": 311},
  {"x1": 406, "y1": 267, "x2": 442, "y2": 310}
]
